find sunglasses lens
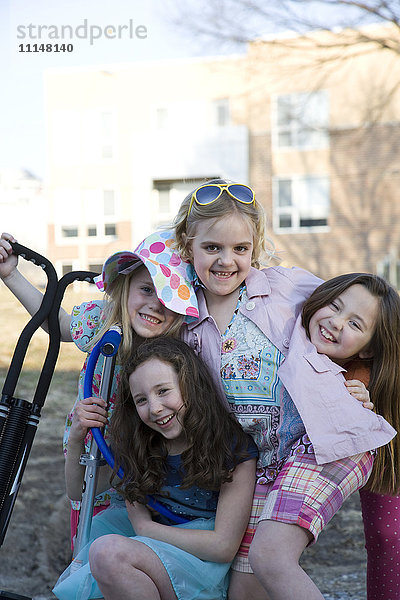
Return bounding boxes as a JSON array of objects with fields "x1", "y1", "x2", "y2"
[
  {"x1": 229, "y1": 184, "x2": 254, "y2": 203},
  {"x1": 195, "y1": 185, "x2": 221, "y2": 205}
]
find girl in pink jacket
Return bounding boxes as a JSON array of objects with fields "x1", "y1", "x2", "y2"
[
  {"x1": 174, "y1": 179, "x2": 398, "y2": 600},
  {"x1": 301, "y1": 274, "x2": 400, "y2": 600}
]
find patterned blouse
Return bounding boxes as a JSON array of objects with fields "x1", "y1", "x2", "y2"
[
  {"x1": 64, "y1": 300, "x2": 120, "y2": 510},
  {"x1": 220, "y1": 288, "x2": 308, "y2": 485}
]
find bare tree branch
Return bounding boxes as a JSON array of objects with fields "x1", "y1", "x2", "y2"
[{"x1": 164, "y1": 0, "x2": 400, "y2": 55}]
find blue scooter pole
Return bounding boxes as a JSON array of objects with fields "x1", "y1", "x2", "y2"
[
  {"x1": 80, "y1": 331, "x2": 189, "y2": 529},
  {"x1": 72, "y1": 327, "x2": 122, "y2": 558}
]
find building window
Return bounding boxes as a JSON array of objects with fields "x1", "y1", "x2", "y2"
[
  {"x1": 79, "y1": 188, "x2": 118, "y2": 241},
  {"x1": 61, "y1": 226, "x2": 78, "y2": 238},
  {"x1": 157, "y1": 184, "x2": 171, "y2": 213},
  {"x1": 213, "y1": 99, "x2": 230, "y2": 127},
  {"x1": 88, "y1": 263, "x2": 103, "y2": 274},
  {"x1": 273, "y1": 91, "x2": 329, "y2": 149},
  {"x1": 273, "y1": 176, "x2": 330, "y2": 232},
  {"x1": 105, "y1": 223, "x2": 117, "y2": 236},
  {"x1": 62, "y1": 263, "x2": 73, "y2": 276},
  {"x1": 152, "y1": 180, "x2": 199, "y2": 229},
  {"x1": 103, "y1": 189, "x2": 115, "y2": 216},
  {"x1": 87, "y1": 225, "x2": 97, "y2": 237}
]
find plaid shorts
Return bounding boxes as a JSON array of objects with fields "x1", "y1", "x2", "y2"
[{"x1": 232, "y1": 450, "x2": 374, "y2": 572}]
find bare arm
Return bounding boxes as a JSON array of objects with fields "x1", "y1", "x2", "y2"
[
  {"x1": 0, "y1": 232, "x2": 72, "y2": 341},
  {"x1": 65, "y1": 397, "x2": 112, "y2": 500},
  {"x1": 126, "y1": 457, "x2": 256, "y2": 563}
]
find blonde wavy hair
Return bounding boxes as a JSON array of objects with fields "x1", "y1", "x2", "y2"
[
  {"x1": 172, "y1": 178, "x2": 276, "y2": 269},
  {"x1": 88, "y1": 266, "x2": 183, "y2": 364}
]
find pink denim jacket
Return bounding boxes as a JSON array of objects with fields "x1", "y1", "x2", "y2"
[{"x1": 182, "y1": 266, "x2": 396, "y2": 464}]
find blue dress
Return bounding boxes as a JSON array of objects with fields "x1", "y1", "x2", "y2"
[
  {"x1": 53, "y1": 507, "x2": 228, "y2": 600},
  {"x1": 53, "y1": 446, "x2": 257, "y2": 600}
]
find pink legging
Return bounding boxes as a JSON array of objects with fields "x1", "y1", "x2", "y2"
[
  {"x1": 70, "y1": 505, "x2": 108, "y2": 551},
  {"x1": 360, "y1": 488, "x2": 400, "y2": 599}
]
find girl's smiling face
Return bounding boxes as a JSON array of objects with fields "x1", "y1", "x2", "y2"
[
  {"x1": 129, "y1": 358, "x2": 187, "y2": 454},
  {"x1": 308, "y1": 284, "x2": 379, "y2": 365},
  {"x1": 127, "y1": 267, "x2": 177, "y2": 338},
  {"x1": 188, "y1": 214, "x2": 254, "y2": 300}
]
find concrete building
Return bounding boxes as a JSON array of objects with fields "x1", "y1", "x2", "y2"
[
  {"x1": 44, "y1": 23, "x2": 400, "y2": 285},
  {"x1": 44, "y1": 55, "x2": 248, "y2": 277},
  {"x1": 245, "y1": 23, "x2": 400, "y2": 282}
]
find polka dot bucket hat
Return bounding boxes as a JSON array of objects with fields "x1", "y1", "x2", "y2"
[{"x1": 94, "y1": 231, "x2": 199, "y2": 319}]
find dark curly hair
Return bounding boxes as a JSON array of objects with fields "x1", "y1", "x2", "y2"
[{"x1": 110, "y1": 337, "x2": 252, "y2": 503}]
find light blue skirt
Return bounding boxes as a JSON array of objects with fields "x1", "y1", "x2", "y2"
[{"x1": 52, "y1": 505, "x2": 231, "y2": 600}]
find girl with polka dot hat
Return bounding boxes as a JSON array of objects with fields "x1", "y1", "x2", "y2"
[
  {"x1": 0, "y1": 230, "x2": 199, "y2": 548},
  {"x1": 172, "y1": 180, "x2": 396, "y2": 600},
  {"x1": 94, "y1": 230, "x2": 198, "y2": 321},
  {"x1": 64, "y1": 230, "x2": 198, "y2": 545}
]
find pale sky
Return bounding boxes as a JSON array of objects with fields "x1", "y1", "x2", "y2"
[
  {"x1": 0, "y1": 0, "x2": 231, "y2": 179},
  {"x1": 0, "y1": 0, "x2": 370, "y2": 179}
]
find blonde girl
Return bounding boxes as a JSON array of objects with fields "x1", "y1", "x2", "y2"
[
  {"x1": 0, "y1": 230, "x2": 199, "y2": 544},
  {"x1": 172, "y1": 179, "x2": 395, "y2": 600}
]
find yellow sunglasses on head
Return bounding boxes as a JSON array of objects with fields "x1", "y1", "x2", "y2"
[{"x1": 187, "y1": 183, "x2": 255, "y2": 217}]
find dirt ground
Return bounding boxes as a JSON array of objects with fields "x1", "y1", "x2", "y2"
[{"x1": 0, "y1": 287, "x2": 369, "y2": 599}]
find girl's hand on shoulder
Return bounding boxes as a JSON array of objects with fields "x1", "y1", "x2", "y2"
[
  {"x1": 0, "y1": 233, "x2": 18, "y2": 279},
  {"x1": 125, "y1": 500, "x2": 153, "y2": 536},
  {"x1": 345, "y1": 380, "x2": 374, "y2": 410},
  {"x1": 68, "y1": 397, "x2": 108, "y2": 443}
]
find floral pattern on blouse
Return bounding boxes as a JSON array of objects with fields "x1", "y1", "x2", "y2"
[
  {"x1": 64, "y1": 300, "x2": 121, "y2": 510},
  {"x1": 220, "y1": 290, "x2": 286, "y2": 484}
]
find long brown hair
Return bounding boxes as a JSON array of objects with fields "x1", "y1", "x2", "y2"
[
  {"x1": 110, "y1": 337, "x2": 252, "y2": 503},
  {"x1": 302, "y1": 273, "x2": 400, "y2": 495}
]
